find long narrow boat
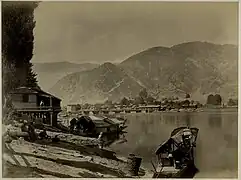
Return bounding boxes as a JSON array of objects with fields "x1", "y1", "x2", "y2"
[{"x1": 152, "y1": 127, "x2": 199, "y2": 178}]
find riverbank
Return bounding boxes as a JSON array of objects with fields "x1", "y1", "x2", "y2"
[{"x1": 2, "y1": 124, "x2": 151, "y2": 178}]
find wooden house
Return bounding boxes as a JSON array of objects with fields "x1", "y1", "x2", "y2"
[
  {"x1": 9, "y1": 87, "x2": 62, "y2": 127},
  {"x1": 139, "y1": 105, "x2": 161, "y2": 112},
  {"x1": 67, "y1": 104, "x2": 78, "y2": 112}
]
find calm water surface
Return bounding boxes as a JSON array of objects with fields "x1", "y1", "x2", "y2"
[{"x1": 109, "y1": 108, "x2": 238, "y2": 178}]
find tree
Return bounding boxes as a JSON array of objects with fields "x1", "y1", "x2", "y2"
[
  {"x1": 206, "y1": 94, "x2": 215, "y2": 105},
  {"x1": 190, "y1": 100, "x2": 194, "y2": 105},
  {"x1": 26, "y1": 62, "x2": 39, "y2": 88},
  {"x1": 196, "y1": 102, "x2": 203, "y2": 108},
  {"x1": 139, "y1": 88, "x2": 148, "y2": 100},
  {"x1": 185, "y1": 93, "x2": 191, "y2": 99},
  {"x1": 227, "y1": 98, "x2": 238, "y2": 106},
  {"x1": 182, "y1": 100, "x2": 190, "y2": 107},
  {"x1": 146, "y1": 96, "x2": 155, "y2": 104},
  {"x1": 120, "y1": 97, "x2": 130, "y2": 106},
  {"x1": 206, "y1": 94, "x2": 222, "y2": 105},
  {"x1": 2, "y1": 2, "x2": 39, "y2": 97},
  {"x1": 134, "y1": 96, "x2": 145, "y2": 105},
  {"x1": 214, "y1": 94, "x2": 222, "y2": 105}
]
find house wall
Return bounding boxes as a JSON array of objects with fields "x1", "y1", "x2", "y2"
[
  {"x1": 96, "y1": 127, "x2": 108, "y2": 133},
  {"x1": 52, "y1": 98, "x2": 61, "y2": 107},
  {"x1": 67, "y1": 105, "x2": 77, "y2": 112},
  {"x1": 96, "y1": 125, "x2": 117, "y2": 133},
  {"x1": 109, "y1": 125, "x2": 118, "y2": 132},
  {"x1": 67, "y1": 106, "x2": 71, "y2": 112},
  {"x1": 11, "y1": 94, "x2": 37, "y2": 109}
]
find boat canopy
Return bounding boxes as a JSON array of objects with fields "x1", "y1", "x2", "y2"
[
  {"x1": 155, "y1": 127, "x2": 199, "y2": 155},
  {"x1": 108, "y1": 117, "x2": 124, "y2": 125},
  {"x1": 155, "y1": 138, "x2": 174, "y2": 154}
]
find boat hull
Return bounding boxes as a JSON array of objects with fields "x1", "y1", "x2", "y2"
[{"x1": 153, "y1": 163, "x2": 198, "y2": 178}]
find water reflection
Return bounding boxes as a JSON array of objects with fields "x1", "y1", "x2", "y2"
[
  {"x1": 161, "y1": 113, "x2": 193, "y2": 127},
  {"x1": 208, "y1": 113, "x2": 222, "y2": 128},
  {"x1": 109, "y1": 109, "x2": 238, "y2": 178},
  {"x1": 223, "y1": 134, "x2": 237, "y2": 148},
  {"x1": 185, "y1": 113, "x2": 191, "y2": 127}
]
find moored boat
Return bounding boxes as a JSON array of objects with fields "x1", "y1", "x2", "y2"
[
  {"x1": 68, "y1": 115, "x2": 127, "y2": 138},
  {"x1": 152, "y1": 127, "x2": 199, "y2": 178}
]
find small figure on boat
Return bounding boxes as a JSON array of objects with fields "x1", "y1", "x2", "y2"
[{"x1": 182, "y1": 128, "x2": 192, "y2": 149}]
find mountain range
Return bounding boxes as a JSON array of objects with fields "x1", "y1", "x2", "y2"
[
  {"x1": 33, "y1": 62, "x2": 98, "y2": 90},
  {"x1": 35, "y1": 41, "x2": 238, "y2": 105}
]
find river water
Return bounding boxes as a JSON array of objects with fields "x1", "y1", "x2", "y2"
[{"x1": 109, "y1": 108, "x2": 238, "y2": 178}]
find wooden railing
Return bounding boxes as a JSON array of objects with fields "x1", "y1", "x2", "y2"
[{"x1": 16, "y1": 106, "x2": 61, "y2": 111}]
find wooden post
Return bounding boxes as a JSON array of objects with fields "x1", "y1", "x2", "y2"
[
  {"x1": 50, "y1": 97, "x2": 53, "y2": 107},
  {"x1": 50, "y1": 112, "x2": 53, "y2": 126},
  {"x1": 126, "y1": 154, "x2": 142, "y2": 176}
]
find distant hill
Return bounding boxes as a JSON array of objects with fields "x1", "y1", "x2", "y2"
[
  {"x1": 49, "y1": 62, "x2": 143, "y2": 105},
  {"x1": 33, "y1": 62, "x2": 98, "y2": 91},
  {"x1": 49, "y1": 42, "x2": 238, "y2": 105},
  {"x1": 119, "y1": 41, "x2": 238, "y2": 103}
]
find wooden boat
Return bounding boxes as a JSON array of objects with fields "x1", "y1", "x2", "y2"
[
  {"x1": 103, "y1": 116, "x2": 128, "y2": 132},
  {"x1": 152, "y1": 127, "x2": 199, "y2": 178},
  {"x1": 67, "y1": 115, "x2": 127, "y2": 138}
]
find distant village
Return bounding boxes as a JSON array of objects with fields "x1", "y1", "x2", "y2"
[{"x1": 63, "y1": 88, "x2": 238, "y2": 114}]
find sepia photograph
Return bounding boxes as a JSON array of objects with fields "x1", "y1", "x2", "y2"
[{"x1": 2, "y1": 1, "x2": 238, "y2": 178}]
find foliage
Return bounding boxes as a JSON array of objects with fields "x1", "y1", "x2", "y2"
[
  {"x1": 182, "y1": 99, "x2": 190, "y2": 106},
  {"x1": 214, "y1": 94, "x2": 222, "y2": 105},
  {"x1": 185, "y1": 93, "x2": 191, "y2": 99},
  {"x1": 206, "y1": 94, "x2": 222, "y2": 105},
  {"x1": 139, "y1": 88, "x2": 148, "y2": 100},
  {"x1": 134, "y1": 96, "x2": 145, "y2": 105},
  {"x1": 227, "y1": 98, "x2": 238, "y2": 106},
  {"x1": 146, "y1": 96, "x2": 155, "y2": 104},
  {"x1": 207, "y1": 94, "x2": 214, "y2": 105},
  {"x1": 120, "y1": 97, "x2": 130, "y2": 106},
  {"x1": 2, "y1": 1, "x2": 39, "y2": 98}
]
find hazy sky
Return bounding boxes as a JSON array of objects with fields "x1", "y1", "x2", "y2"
[{"x1": 32, "y1": 1, "x2": 238, "y2": 64}]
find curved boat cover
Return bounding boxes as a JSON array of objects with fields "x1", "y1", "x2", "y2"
[{"x1": 155, "y1": 127, "x2": 199, "y2": 155}]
